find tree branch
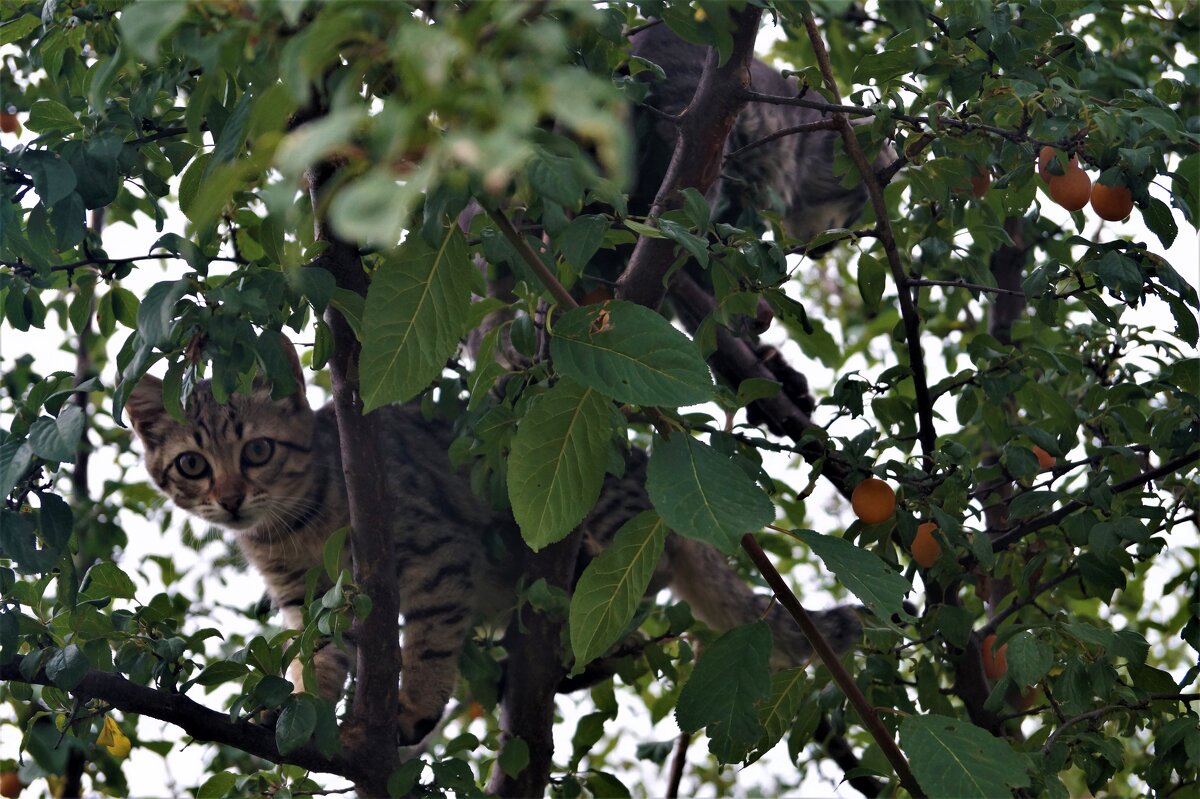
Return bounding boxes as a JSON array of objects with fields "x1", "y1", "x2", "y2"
[
  {"x1": 740, "y1": 534, "x2": 926, "y2": 798},
  {"x1": 0, "y1": 656, "x2": 354, "y2": 778},
  {"x1": 487, "y1": 208, "x2": 578, "y2": 310},
  {"x1": 796, "y1": 10, "x2": 936, "y2": 467},
  {"x1": 307, "y1": 164, "x2": 402, "y2": 795},
  {"x1": 989, "y1": 449, "x2": 1200, "y2": 553},
  {"x1": 614, "y1": 5, "x2": 765, "y2": 309}
]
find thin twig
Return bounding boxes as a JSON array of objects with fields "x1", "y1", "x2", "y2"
[
  {"x1": 487, "y1": 208, "x2": 578, "y2": 310},
  {"x1": 740, "y1": 534, "x2": 926, "y2": 799},
  {"x1": 725, "y1": 118, "x2": 840, "y2": 160},
  {"x1": 990, "y1": 449, "x2": 1200, "y2": 552},
  {"x1": 908, "y1": 278, "x2": 1026, "y2": 298},
  {"x1": 665, "y1": 730, "x2": 690, "y2": 799},
  {"x1": 797, "y1": 10, "x2": 937, "y2": 468}
]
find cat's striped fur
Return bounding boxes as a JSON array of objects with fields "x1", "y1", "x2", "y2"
[{"x1": 125, "y1": 352, "x2": 861, "y2": 744}]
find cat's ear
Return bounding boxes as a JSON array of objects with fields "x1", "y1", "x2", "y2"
[
  {"x1": 124, "y1": 375, "x2": 167, "y2": 440},
  {"x1": 279, "y1": 337, "x2": 308, "y2": 409}
]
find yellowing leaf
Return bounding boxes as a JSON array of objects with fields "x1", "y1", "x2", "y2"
[{"x1": 97, "y1": 715, "x2": 132, "y2": 757}]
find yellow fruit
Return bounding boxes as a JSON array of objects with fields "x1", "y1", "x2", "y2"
[
  {"x1": 911, "y1": 522, "x2": 941, "y2": 567},
  {"x1": 0, "y1": 771, "x2": 22, "y2": 799},
  {"x1": 982, "y1": 633, "x2": 1008, "y2": 679},
  {"x1": 1032, "y1": 446, "x2": 1056, "y2": 471},
  {"x1": 1090, "y1": 182, "x2": 1134, "y2": 221},
  {"x1": 1047, "y1": 164, "x2": 1091, "y2": 211},
  {"x1": 851, "y1": 478, "x2": 896, "y2": 525}
]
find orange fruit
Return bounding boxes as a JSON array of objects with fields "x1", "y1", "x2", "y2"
[
  {"x1": 0, "y1": 771, "x2": 21, "y2": 799},
  {"x1": 1031, "y1": 446, "x2": 1056, "y2": 471},
  {"x1": 982, "y1": 633, "x2": 1008, "y2": 679},
  {"x1": 911, "y1": 522, "x2": 941, "y2": 567},
  {"x1": 0, "y1": 113, "x2": 18, "y2": 134},
  {"x1": 969, "y1": 169, "x2": 992, "y2": 198},
  {"x1": 1047, "y1": 164, "x2": 1091, "y2": 211},
  {"x1": 1090, "y1": 182, "x2": 1134, "y2": 221},
  {"x1": 851, "y1": 478, "x2": 896, "y2": 525},
  {"x1": 1038, "y1": 146, "x2": 1072, "y2": 181}
]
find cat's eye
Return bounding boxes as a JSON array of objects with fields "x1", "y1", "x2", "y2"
[
  {"x1": 242, "y1": 438, "x2": 275, "y2": 467},
  {"x1": 175, "y1": 452, "x2": 210, "y2": 479}
]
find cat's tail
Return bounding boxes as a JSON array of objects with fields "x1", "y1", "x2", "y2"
[{"x1": 664, "y1": 535, "x2": 862, "y2": 669}]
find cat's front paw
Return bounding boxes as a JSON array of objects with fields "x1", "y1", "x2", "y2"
[{"x1": 396, "y1": 703, "x2": 440, "y2": 745}]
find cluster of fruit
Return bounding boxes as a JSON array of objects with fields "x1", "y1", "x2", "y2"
[{"x1": 1039, "y1": 146, "x2": 1135, "y2": 221}]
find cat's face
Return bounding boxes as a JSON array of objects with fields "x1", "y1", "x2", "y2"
[{"x1": 125, "y1": 378, "x2": 316, "y2": 533}]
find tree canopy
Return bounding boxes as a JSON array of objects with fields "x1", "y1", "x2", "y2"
[{"x1": 1, "y1": 1, "x2": 1198, "y2": 798}]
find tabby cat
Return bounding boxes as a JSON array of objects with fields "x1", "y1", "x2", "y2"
[{"x1": 125, "y1": 343, "x2": 861, "y2": 744}]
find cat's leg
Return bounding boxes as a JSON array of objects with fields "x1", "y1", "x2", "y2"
[{"x1": 395, "y1": 556, "x2": 478, "y2": 744}]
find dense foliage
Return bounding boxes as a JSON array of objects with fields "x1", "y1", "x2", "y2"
[{"x1": 1, "y1": 1, "x2": 1197, "y2": 797}]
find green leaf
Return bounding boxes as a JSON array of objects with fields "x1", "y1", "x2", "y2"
[
  {"x1": 24, "y1": 99, "x2": 81, "y2": 134},
  {"x1": 569, "y1": 511, "x2": 668, "y2": 669},
  {"x1": 508, "y1": 379, "x2": 613, "y2": 550},
  {"x1": 1007, "y1": 631, "x2": 1054, "y2": 687},
  {"x1": 197, "y1": 772, "x2": 238, "y2": 799},
  {"x1": 558, "y1": 214, "x2": 611, "y2": 270},
  {"x1": 323, "y1": 527, "x2": 348, "y2": 583},
  {"x1": 498, "y1": 736, "x2": 530, "y2": 779},
  {"x1": 1142, "y1": 197, "x2": 1179, "y2": 249},
  {"x1": 857, "y1": 254, "x2": 887, "y2": 314},
  {"x1": 0, "y1": 438, "x2": 33, "y2": 495},
  {"x1": 328, "y1": 170, "x2": 425, "y2": 248},
  {"x1": 45, "y1": 644, "x2": 89, "y2": 691},
  {"x1": 119, "y1": 0, "x2": 187, "y2": 61},
  {"x1": 275, "y1": 694, "x2": 318, "y2": 755},
  {"x1": 550, "y1": 301, "x2": 714, "y2": 407},
  {"x1": 793, "y1": 530, "x2": 912, "y2": 625},
  {"x1": 138, "y1": 280, "x2": 190, "y2": 348},
  {"x1": 528, "y1": 152, "x2": 587, "y2": 207},
  {"x1": 80, "y1": 562, "x2": 138, "y2": 600},
  {"x1": 360, "y1": 227, "x2": 474, "y2": 410},
  {"x1": 28, "y1": 404, "x2": 84, "y2": 462},
  {"x1": 35, "y1": 492, "x2": 73, "y2": 552},
  {"x1": 193, "y1": 661, "x2": 249, "y2": 689},
  {"x1": 747, "y1": 667, "x2": 808, "y2": 764},
  {"x1": 900, "y1": 714, "x2": 1032, "y2": 798},
  {"x1": 676, "y1": 621, "x2": 772, "y2": 763},
  {"x1": 646, "y1": 434, "x2": 773, "y2": 553},
  {"x1": 0, "y1": 14, "x2": 39, "y2": 47},
  {"x1": 1008, "y1": 490, "x2": 1058, "y2": 520}
]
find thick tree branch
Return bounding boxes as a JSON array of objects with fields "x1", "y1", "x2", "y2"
[
  {"x1": 307, "y1": 166, "x2": 402, "y2": 794},
  {"x1": 740, "y1": 534, "x2": 925, "y2": 798},
  {"x1": 487, "y1": 533, "x2": 583, "y2": 798},
  {"x1": 614, "y1": 6, "x2": 764, "y2": 309},
  {"x1": 0, "y1": 656, "x2": 354, "y2": 778}
]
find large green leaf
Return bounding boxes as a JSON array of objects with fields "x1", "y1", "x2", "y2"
[
  {"x1": 900, "y1": 714, "x2": 1032, "y2": 798},
  {"x1": 793, "y1": 530, "x2": 912, "y2": 626},
  {"x1": 508, "y1": 379, "x2": 613, "y2": 550},
  {"x1": 360, "y1": 227, "x2": 474, "y2": 410},
  {"x1": 275, "y1": 694, "x2": 318, "y2": 756},
  {"x1": 568, "y1": 511, "x2": 668, "y2": 669},
  {"x1": 646, "y1": 434, "x2": 773, "y2": 553},
  {"x1": 550, "y1": 301, "x2": 714, "y2": 407},
  {"x1": 746, "y1": 667, "x2": 808, "y2": 764},
  {"x1": 676, "y1": 621, "x2": 772, "y2": 763}
]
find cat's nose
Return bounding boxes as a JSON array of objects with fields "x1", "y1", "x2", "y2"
[{"x1": 217, "y1": 493, "x2": 244, "y2": 514}]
